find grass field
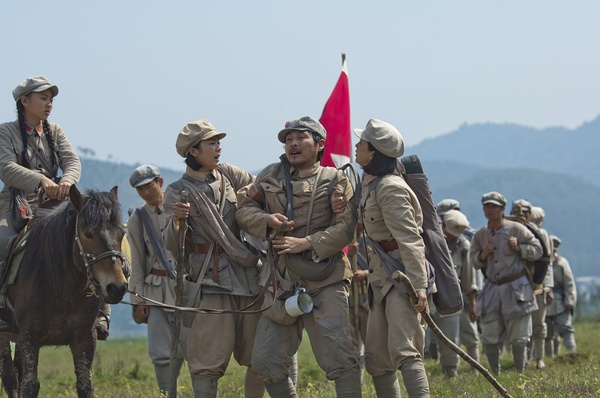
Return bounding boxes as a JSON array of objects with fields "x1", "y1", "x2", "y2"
[{"x1": 18, "y1": 318, "x2": 600, "y2": 397}]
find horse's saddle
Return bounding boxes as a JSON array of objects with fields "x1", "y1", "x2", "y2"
[{"x1": 3, "y1": 226, "x2": 31, "y2": 287}]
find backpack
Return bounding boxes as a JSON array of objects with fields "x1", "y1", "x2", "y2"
[
  {"x1": 359, "y1": 155, "x2": 464, "y2": 316},
  {"x1": 506, "y1": 210, "x2": 551, "y2": 286}
]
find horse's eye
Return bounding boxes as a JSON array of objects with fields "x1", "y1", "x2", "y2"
[{"x1": 84, "y1": 231, "x2": 93, "y2": 239}]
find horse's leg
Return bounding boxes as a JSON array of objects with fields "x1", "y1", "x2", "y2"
[
  {"x1": 70, "y1": 332, "x2": 96, "y2": 398},
  {"x1": 0, "y1": 336, "x2": 18, "y2": 398},
  {"x1": 15, "y1": 332, "x2": 40, "y2": 398}
]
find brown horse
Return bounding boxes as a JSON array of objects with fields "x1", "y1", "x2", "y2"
[{"x1": 0, "y1": 185, "x2": 129, "y2": 398}]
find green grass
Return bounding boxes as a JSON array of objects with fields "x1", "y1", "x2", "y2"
[{"x1": 20, "y1": 318, "x2": 600, "y2": 397}]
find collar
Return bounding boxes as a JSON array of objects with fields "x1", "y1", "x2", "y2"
[
  {"x1": 24, "y1": 123, "x2": 44, "y2": 136},
  {"x1": 486, "y1": 220, "x2": 504, "y2": 232},
  {"x1": 290, "y1": 163, "x2": 319, "y2": 179},
  {"x1": 362, "y1": 172, "x2": 380, "y2": 185},
  {"x1": 146, "y1": 202, "x2": 165, "y2": 214},
  {"x1": 185, "y1": 166, "x2": 218, "y2": 182}
]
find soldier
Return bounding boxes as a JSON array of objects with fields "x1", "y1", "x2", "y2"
[
  {"x1": 524, "y1": 204, "x2": 555, "y2": 369},
  {"x1": 545, "y1": 235, "x2": 577, "y2": 356},
  {"x1": 0, "y1": 76, "x2": 84, "y2": 332},
  {"x1": 471, "y1": 192, "x2": 542, "y2": 374},
  {"x1": 435, "y1": 209, "x2": 479, "y2": 376},
  {"x1": 355, "y1": 119, "x2": 431, "y2": 397},
  {"x1": 127, "y1": 165, "x2": 190, "y2": 394},
  {"x1": 236, "y1": 116, "x2": 361, "y2": 397},
  {"x1": 163, "y1": 120, "x2": 264, "y2": 398}
]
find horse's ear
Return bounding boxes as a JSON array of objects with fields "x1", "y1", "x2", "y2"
[
  {"x1": 69, "y1": 185, "x2": 85, "y2": 211},
  {"x1": 109, "y1": 186, "x2": 119, "y2": 200}
]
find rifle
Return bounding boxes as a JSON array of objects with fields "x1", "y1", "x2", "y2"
[{"x1": 169, "y1": 190, "x2": 188, "y2": 398}]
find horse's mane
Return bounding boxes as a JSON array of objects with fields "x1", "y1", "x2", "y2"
[{"x1": 21, "y1": 189, "x2": 123, "y2": 290}]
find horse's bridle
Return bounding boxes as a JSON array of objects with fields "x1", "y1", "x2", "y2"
[{"x1": 73, "y1": 215, "x2": 130, "y2": 288}]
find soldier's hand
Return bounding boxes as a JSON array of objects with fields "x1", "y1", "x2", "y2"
[
  {"x1": 267, "y1": 213, "x2": 294, "y2": 233},
  {"x1": 546, "y1": 289, "x2": 554, "y2": 305},
  {"x1": 134, "y1": 305, "x2": 149, "y2": 319},
  {"x1": 508, "y1": 236, "x2": 520, "y2": 253},
  {"x1": 347, "y1": 242, "x2": 359, "y2": 256},
  {"x1": 272, "y1": 236, "x2": 310, "y2": 254},
  {"x1": 411, "y1": 290, "x2": 428, "y2": 313},
  {"x1": 480, "y1": 244, "x2": 495, "y2": 261},
  {"x1": 353, "y1": 269, "x2": 368, "y2": 281},
  {"x1": 330, "y1": 187, "x2": 347, "y2": 213},
  {"x1": 173, "y1": 201, "x2": 190, "y2": 226}
]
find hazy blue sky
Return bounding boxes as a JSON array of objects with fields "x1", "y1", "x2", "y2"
[{"x1": 1, "y1": 1, "x2": 598, "y2": 173}]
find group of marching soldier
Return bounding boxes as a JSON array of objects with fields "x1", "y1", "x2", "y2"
[
  {"x1": 429, "y1": 196, "x2": 577, "y2": 377},
  {"x1": 0, "y1": 75, "x2": 579, "y2": 398}
]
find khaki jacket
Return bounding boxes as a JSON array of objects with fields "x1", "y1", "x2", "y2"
[
  {"x1": 546, "y1": 254, "x2": 577, "y2": 316},
  {"x1": 471, "y1": 219, "x2": 543, "y2": 321},
  {"x1": 359, "y1": 173, "x2": 428, "y2": 304},
  {"x1": 127, "y1": 202, "x2": 177, "y2": 306},
  {"x1": 236, "y1": 161, "x2": 356, "y2": 293},
  {"x1": 0, "y1": 120, "x2": 81, "y2": 214},
  {"x1": 164, "y1": 163, "x2": 259, "y2": 296}
]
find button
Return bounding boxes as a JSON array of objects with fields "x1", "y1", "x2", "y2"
[
  {"x1": 208, "y1": 268, "x2": 213, "y2": 272},
  {"x1": 369, "y1": 269, "x2": 374, "y2": 273}
]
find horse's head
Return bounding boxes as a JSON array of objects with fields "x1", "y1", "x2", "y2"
[{"x1": 70, "y1": 185, "x2": 129, "y2": 304}]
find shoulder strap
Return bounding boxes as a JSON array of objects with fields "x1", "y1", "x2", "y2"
[{"x1": 136, "y1": 206, "x2": 177, "y2": 279}]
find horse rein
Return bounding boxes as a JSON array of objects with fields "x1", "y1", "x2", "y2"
[{"x1": 73, "y1": 214, "x2": 130, "y2": 289}]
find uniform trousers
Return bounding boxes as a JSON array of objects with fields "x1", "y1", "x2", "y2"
[
  {"x1": 365, "y1": 285, "x2": 425, "y2": 376},
  {"x1": 431, "y1": 311, "x2": 460, "y2": 372},
  {"x1": 530, "y1": 293, "x2": 548, "y2": 360},
  {"x1": 188, "y1": 293, "x2": 261, "y2": 377},
  {"x1": 252, "y1": 283, "x2": 359, "y2": 385},
  {"x1": 148, "y1": 306, "x2": 189, "y2": 365}
]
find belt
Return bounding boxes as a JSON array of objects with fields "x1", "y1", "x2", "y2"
[
  {"x1": 149, "y1": 268, "x2": 169, "y2": 277},
  {"x1": 194, "y1": 243, "x2": 225, "y2": 283},
  {"x1": 489, "y1": 269, "x2": 527, "y2": 286},
  {"x1": 377, "y1": 240, "x2": 399, "y2": 253}
]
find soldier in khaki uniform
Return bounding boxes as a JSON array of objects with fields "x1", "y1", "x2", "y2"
[
  {"x1": 438, "y1": 210, "x2": 480, "y2": 375},
  {"x1": 164, "y1": 120, "x2": 264, "y2": 398},
  {"x1": 471, "y1": 192, "x2": 543, "y2": 374},
  {"x1": 236, "y1": 116, "x2": 361, "y2": 398},
  {"x1": 523, "y1": 204, "x2": 554, "y2": 369},
  {"x1": 0, "y1": 76, "x2": 81, "y2": 332},
  {"x1": 127, "y1": 165, "x2": 190, "y2": 394},
  {"x1": 545, "y1": 235, "x2": 577, "y2": 356},
  {"x1": 354, "y1": 119, "x2": 431, "y2": 397}
]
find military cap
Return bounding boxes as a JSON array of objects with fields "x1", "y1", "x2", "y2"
[
  {"x1": 443, "y1": 209, "x2": 470, "y2": 238},
  {"x1": 354, "y1": 119, "x2": 405, "y2": 158},
  {"x1": 481, "y1": 191, "x2": 507, "y2": 207},
  {"x1": 13, "y1": 76, "x2": 59, "y2": 102},
  {"x1": 176, "y1": 120, "x2": 226, "y2": 158},
  {"x1": 278, "y1": 116, "x2": 327, "y2": 143},
  {"x1": 529, "y1": 206, "x2": 545, "y2": 227},
  {"x1": 511, "y1": 199, "x2": 532, "y2": 214},
  {"x1": 129, "y1": 165, "x2": 161, "y2": 188},
  {"x1": 549, "y1": 235, "x2": 561, "y2": 250},
  {"x1": 436, "y1": 199, "x2": 460, "y2": 217}
]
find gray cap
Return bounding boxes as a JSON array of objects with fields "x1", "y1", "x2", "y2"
[
  {"x1": 278, "y1": 116, "x2": 327, "y2": 143},
  {"x1": 353, "y1": 119, "x2": 405, "y2": 158},
  {"x1": 436, "y1": 198, "x2": 460, "y2": 217},
  {"x1": 176, "y1": 120, "x2": 226, "y2": 158},
  {"x1": 549, "y1": 235, "x2": 561, "y2": 250},
  {"x1": 129, "y1": 165, "x2": 161, "y2": 188},
  {"x1": 13, "y1": 76, "x2": 59, "y2": 102},
  {"x1": 443, "y1": 209, "x2": 470, "y2": 238},
  {"x1": 511, "y1": 199, "x2": 532, "y2": 214},
  {"x1": 529, "y1": 206, "x2": 545, "y2": 227},
  {"x1": 481, "y1": 191, "x2": 507, "y2": 207}
]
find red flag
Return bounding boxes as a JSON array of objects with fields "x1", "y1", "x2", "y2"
[{"x1": 319, "y1": 54, "x2": 351, "y2": 168}]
